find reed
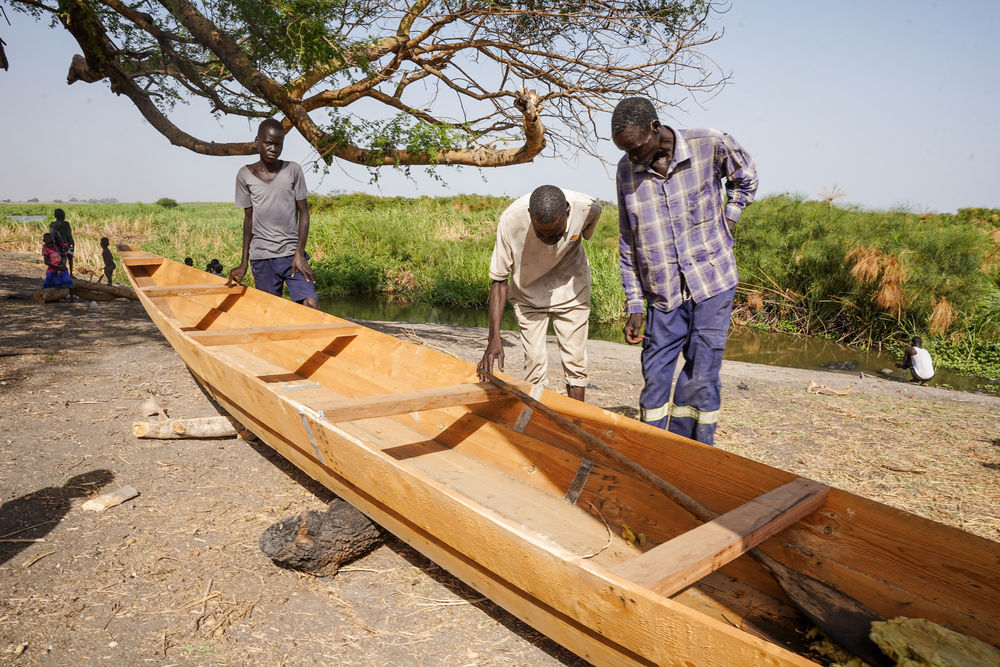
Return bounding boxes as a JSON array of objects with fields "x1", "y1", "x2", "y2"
[{"x1": 735, "y1": 196, "x2": 1000, "y2": 347}]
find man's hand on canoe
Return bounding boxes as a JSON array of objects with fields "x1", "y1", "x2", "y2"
[
  {"x1": 227, "y1": 263, "x2": 248, "y2": 287},
  {"x1": 477, "y1": 337, "x2": 505, "y2": 382}
]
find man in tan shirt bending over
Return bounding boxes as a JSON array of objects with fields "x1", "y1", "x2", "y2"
[{"x1": 477, "y1": 185, "x2": 602, "y2": 401}]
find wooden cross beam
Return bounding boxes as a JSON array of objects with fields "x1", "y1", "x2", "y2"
[
  {"x1": 120, "y1": 256, "x2": 164, "y2": 266},
  {"x1": 294, "y1": 382, "x2": 518, "y2": 422},
  {"x1": 187, "y1": 323, "x2": 361, "y2": 346},
  {"x1": 142, "y1": 284, "x2": 244, "y2": 297},
  {"x1": 610, "y1": 477, "x2": 829, "y2": 597}
]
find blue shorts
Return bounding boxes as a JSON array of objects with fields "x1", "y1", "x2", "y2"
[
  {"x1": 250, "y1": 254, "x2": 318, "y2": 303},
  {"x1": 43, "y1": 269, "x2": 74, "y2": 289}
]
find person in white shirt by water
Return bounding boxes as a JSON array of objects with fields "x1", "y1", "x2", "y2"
[{"x1": 897, "y1": 336, "x2": 934, "y2": 385}]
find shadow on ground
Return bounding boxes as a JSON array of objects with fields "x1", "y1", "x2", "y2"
[
  {"x1": 0, "y1": 469, "x2": 114, "y2": 565},
  {"x1": 0, "y1": 268, "x2": 163, "y2": 353}
]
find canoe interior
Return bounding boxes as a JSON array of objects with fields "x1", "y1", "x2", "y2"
[{"x1": 121, "y1": 250, "x2": 1000, "y2": 665}]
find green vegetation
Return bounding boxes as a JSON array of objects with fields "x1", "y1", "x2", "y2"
[
  {"x1": 155, "y1": 197, "x2": 179, "y2": 208},
  {"x1": 3, "y1": 194, "x2": 998, "y2": 379},
  {"x1": 734, "y1": 196, "x2": 1000, "y2": 378},
  {"x1": 306, "y1": 193, "x2": 626, "y2": 322}
]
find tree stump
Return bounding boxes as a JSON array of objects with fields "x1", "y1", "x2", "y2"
[{"x1": 259, "y1": 499, "x2": 381, "y2": 575}]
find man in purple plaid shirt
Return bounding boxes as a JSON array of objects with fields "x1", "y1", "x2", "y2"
[{"x1": 612, "y1": 97, "x2": 758, "y2": 445}]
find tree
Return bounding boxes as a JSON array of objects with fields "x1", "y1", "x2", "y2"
[{"x1": 5, "y1": 0, "x2": 727, "y2": 170}]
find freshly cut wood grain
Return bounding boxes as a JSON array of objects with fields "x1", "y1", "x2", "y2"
[
  {"x1": 298, "y1": 383, "x2": 514, "y2": 422},
  {"x1": 116, "y1": 248, "x2": 1000, "y2": 665},
  {"x1": 610, "y1": 478, "x2": 829, "y2": 597},
  {"x1": 81, "y1": 486, "x2": 139, "y2": 511},
  {"x1": 133, "y1": 416, "x2": 237, "y2": 439},
  {"x1": 141, "y1": 284, "x2": 243, "y2": 297},
  {"x1": 187, "y1": 323, "x2": 360, "y2": 346}
]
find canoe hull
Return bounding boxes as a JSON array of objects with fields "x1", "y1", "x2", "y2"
[{"x1": 121, "y1": 250, "x2": 1000, "y2": 666}]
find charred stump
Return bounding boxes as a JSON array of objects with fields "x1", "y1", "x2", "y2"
[{"x1": 259, "y1": 499, "x2": 381, "y2": 575}]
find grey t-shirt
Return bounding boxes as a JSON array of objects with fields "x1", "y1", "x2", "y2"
[{"x1": 235, "y1": 161, "x2": 309, "y2": 260}]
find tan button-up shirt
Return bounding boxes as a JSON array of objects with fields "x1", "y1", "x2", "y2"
[{"x1": 488, "y1": 189, "x2": 602, "y2": 309}]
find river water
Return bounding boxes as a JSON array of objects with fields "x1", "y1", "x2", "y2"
[{"x1": 320, "y1": 296, "x2": 998, "y2": 395}]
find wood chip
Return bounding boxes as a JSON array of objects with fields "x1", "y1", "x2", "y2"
[{"x1": 80, "y1": 486, "x2": 139, "y2": 512}]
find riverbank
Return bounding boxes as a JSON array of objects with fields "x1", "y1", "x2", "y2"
[{"x1": 1, "y1": 251, "x2": 998, "y2": 664}]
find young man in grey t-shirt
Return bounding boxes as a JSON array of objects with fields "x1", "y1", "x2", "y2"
[{"x1": 227, "y1": 118, "x2": 319, "y2": 309}]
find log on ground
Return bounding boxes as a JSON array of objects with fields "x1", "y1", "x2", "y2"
[
  {"x1": 33, "y1": 288, "x2": 71, "y2": 303},
  {"x1": 71, "y1": 287, "x2": 118, "y2": 302},
  {"x1": 259, "y1": 499, "x2": 382, "y2": 575},
  {"x1": 132, "y1": 416, "x2": 238, "y2": 439},
  {"x1": 71, "y1": 278, "x2": 137, "y2": 300}
]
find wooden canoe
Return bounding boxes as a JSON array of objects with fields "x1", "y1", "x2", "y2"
[{"x1": 120, "y1": 248, "x2": 1000, "y2": 666}]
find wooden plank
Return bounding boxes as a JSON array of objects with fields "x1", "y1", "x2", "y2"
[
  {"x1": 120, "y1": 256, "x2": 164, "y2": 266},
  {"x1": 297, "y1": 383, "x2": 514, "y2": 422},
  {"x1": 610, "y1": 478, "x2": 829, "y2": 597},
  {"x1": 141, "y1": 284, "x2": 244, "y2": 297},
  {"x1": 187, "y1": 323, "x2": 360, "y2": 346}
]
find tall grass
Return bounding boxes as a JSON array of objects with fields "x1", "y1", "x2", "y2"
[{"x1": 734, "y1": 197, "x2": 1000, "y2": 347}]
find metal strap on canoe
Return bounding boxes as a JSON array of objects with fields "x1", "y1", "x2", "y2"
[
  {"x1": 512, "y1": 384, "x2": 545, "y2": 432},
  {"x1": 297, "y1": 411, "x2": 327, "y2": 465},
  {"x1": 280, "y1": 396, "x2": 328, "y2": 465},
  {"x1": 563, "y1": 458, "x2": 594, "y2": 505}
]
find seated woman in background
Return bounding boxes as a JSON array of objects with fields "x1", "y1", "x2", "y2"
[{"x1": 42, "y1": 232, "x2": 74, "y2": 291}]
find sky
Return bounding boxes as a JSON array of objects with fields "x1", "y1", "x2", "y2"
[{"x1": 1, "y1": 1, "x2": 998, "y2": 213}]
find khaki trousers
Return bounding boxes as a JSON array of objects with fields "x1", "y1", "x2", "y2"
[{"x1": 512, "y1": 302, "x2": 590, "y2": 387}]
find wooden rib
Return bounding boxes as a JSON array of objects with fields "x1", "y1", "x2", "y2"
[
  {"x1": 610, "y1": 478, "x2": 829, "y2": 598},
  {"x1": 294, "y1": 383, "x2": 514, "y2": 422},
  {"x1": 187, "y1": 323, "x2": 360, "y2": 346},
  {"x1": 141, "y1": 284, "x2": 244, "y2": 297}
]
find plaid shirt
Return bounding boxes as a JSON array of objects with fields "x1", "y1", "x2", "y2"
[{"x1": 617, "y1": 127, "x2": 758, "y2": 314}]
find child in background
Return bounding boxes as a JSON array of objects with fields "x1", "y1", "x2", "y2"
[
  {"x1": 42, "y1": 232, "x2": 74, "y2": 290},
  {"x1": 100, "y1": 237, "x2": 116, "y2": 285}
]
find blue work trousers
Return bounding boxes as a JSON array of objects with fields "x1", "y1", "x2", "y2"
[{"x1": 639, "y1": 287, "x2": 735, "y2": 446}]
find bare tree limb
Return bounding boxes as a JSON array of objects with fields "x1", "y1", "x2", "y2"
[{"x1": 7, "y1": 0, "x2": 727, "y2": 168}]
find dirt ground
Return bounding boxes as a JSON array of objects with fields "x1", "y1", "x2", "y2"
[{"x1": 1, "y1": 251, "x2": 998, "y2": 666}]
